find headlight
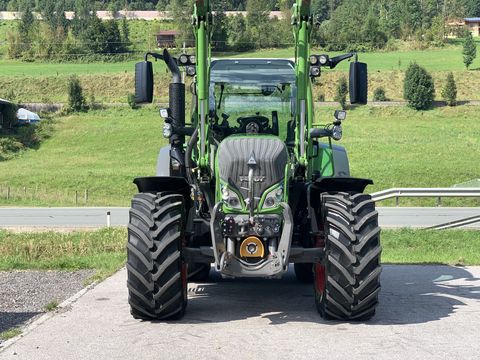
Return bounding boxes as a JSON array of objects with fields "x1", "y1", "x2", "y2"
[
  {"x1": 309, "y1": 55, "x2": 318, "y2": 65},
  {"x1": 163, "y1": 123, "x2": 172, "y2": 138},
  {"x1": 332, "y1": 125, "x2": 342, "y2": 141},
  {"x1": 221, "y1": 185, "x2": 242, "y2": 210},
  {"x1": 262, "y1": 186, "x2": 283, "y2": 209}
]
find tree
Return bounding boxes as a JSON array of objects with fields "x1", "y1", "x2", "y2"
[
  {"x1": 246, "y1": 0, "x2": 270, "y2": 49},
  {"x1": 169, "y1": 0, "x2": 194, "y2": 48},
  {"x1": 404, "y1": 63, "x2": 435, "y2": 110},
  {"x1": 463, "y1": 32, "x2": 477, "y2": 70},
  {"x1": 441, "y1": 72, "x2": 457, "y2": 106},
  {"x1": 373, "y1": 87, "x2": 388, "y2": 102},
  {"x1": 212, "y1": 0, "x2": 229, "y2": 50},
  {"x1": 227, "y1": 14, "x2": 249, "y2": 50},
  {"x1": 335, "y1": 76, "x2": 348, "y2": 110},
  {"x1": 121, "y1": 16, "x2": 130, "y2": 46},
  {"x1": 465, "y1": 0, "x2": 480, "y2": 17},
  {"x1": 67, "y1": 76, "x2": 88, "y2": 112},
  {"x1": 18, "y1": 3, "x2": 35, "y2": 45}
]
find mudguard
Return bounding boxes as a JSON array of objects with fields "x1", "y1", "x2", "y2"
[
  {"x1": 133, "y1": 176, "x2": 191, "y2": 206},
  {"x1": 308, "y1": 177, "x2": 373, "y2": 218},
  {"x1": 312, "y1": 177, "x2": 373, "y2": 194}
]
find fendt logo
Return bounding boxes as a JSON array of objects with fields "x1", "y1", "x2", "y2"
[{"x1": 239, "y1": 176, "x2": 266, "y2": 183}]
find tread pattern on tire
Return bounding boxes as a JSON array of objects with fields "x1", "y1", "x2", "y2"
[
  {"x1": 127, "y1": 192, "x2": 187, "y2": 320},
  {"x1": 316, "y1": 192, "x2": 382, "y2": 321}
]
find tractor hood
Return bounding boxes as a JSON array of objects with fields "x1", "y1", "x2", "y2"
[{"x1": 217, "y1": 136, "x2": 288, "y2": 209}]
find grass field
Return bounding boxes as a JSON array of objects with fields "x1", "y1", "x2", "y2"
[
  {"x1": 1, "y1": 39, "x2": 480, "y2": 103},
  {"x1": 0, "y1": 105, "x2": 478, "y2": 207},
  {"x1": 0, "y1": 228, "x2": 126, "y2": 282},
  {"x1": 0, "y1": 229, "x2": 479, "y2": 282},
  {"x1": 382, "y1": 229, "x2": 480, "y2": 265}
]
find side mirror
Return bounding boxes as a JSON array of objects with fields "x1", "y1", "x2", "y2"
[
  {"x1": 349, "y1": 61, "x2": 368, "y2": 105},
  {"x1": 135, "y1": 61, "x2": 154, "y2": 104}
]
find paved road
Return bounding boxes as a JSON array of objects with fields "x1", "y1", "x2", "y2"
[
  {"x1": 0, "y1": 207, "x2": 479, "y2": 229},
  {"x1": 1, "y1": 265, "x2": 479, "y2": 359}
]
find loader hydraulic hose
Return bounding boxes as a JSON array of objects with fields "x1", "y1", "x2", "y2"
[{"x1": 185, "y1": 127, "x2": 199, "y2": 183}]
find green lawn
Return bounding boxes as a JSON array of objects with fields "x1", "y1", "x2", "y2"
[
  {"x1": 230, "y1": 41, "x2": 480, "y2": 72},
  {"x1": 1, "y1": 40, "x2": 480, "y2": 103},
  {"x1": 337, "y1": 106, "x2": 480, "y2": 203},
  {"x1": 0, "y1": 228, "x2": 127, "y2": 282},
  {"x1": 0, "y1": 229, "x2": 478, "y2": 281},
  {"x1": 0, "y1": 105, "x2": 478, "y2": 207},
  {"x1": 382, "y1": 229, "x2": 480, "y2": 265},
  {"x1": 0, "y1": 107, "x2": 160, "y2": 206}
]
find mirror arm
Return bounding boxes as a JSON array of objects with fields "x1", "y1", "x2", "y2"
[
  {"x1": 144, "y1": 50, "x2": 182, "y2": 84},
  {"x1": 329, "y1": 52, "x2": 356, "y2": 69},
  {"x1": 145, "y1": 52, "x2": 164, "y2": 62}
]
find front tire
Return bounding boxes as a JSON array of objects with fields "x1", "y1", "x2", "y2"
[
  {"x1": 314, "y1": 192, "x2": 381, "y2": 321},
  {"x1": 127, "y1": 193, "x2": 188, "y2": 320}
]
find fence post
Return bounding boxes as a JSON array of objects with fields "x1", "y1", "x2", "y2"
[
  {"x1": 23, "y1": 186, "x2": 27, "y2": 199},
  {"x1": 75, "y1": 191, "x2": 78, "y2": 205},
  {"x1": 395, "y1": 196, "x2": 399, "y2": 207},
  {"x1": 107, "y1": 211, "x2": 111, "y2": 228},
  {"x1": 7, "y1": 187, "x2": 10, "y2": 200},
  {"x1": 84, "y1": 189, "x2": 88, "y2": 205},
  {"x1": 437, "y1": 196, "x2": 442, "y2": 207}
]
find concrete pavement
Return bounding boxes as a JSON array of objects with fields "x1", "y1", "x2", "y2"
[
  {"x1": 0, "y1": 207, "x2": 479, "y2": 229},
  {"x1": 1, "y1": 265, "x2": 480, "y2": 360}
]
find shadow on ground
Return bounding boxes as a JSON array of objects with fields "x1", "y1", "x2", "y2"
[
  {"x1": 0, "y1": 312, "x2": 41, "y2": 333},
  {"x1": 172, "y1": 265, "x2": 480, "y2": 326}
]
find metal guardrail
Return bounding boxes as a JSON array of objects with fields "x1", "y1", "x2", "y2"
[
  {"x1": 427, "y1": 215, "x2": 480, "y2": 230},
  {"x1": 371, "y1": 188, "x2": 480, "y2": 206}
]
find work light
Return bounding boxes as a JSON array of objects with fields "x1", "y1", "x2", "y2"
[
  {"x1": 310, "y1": 66, "x2": 320, "y2": 77},
  {"x1": 186, "y1": 66, "x2": 196, "y2": 77},
  {"x1": 160, "y1": 108, "x2": 169, "y2": 118},
  {"x1": 319, "y1": 55, "x2": 329, "y2": 65},
  {"x1": 179, "y1": 54, "x2": 189, "y2": 65},
  {"x1": 163, "y1": 123, "x2": 172, "y2": 138}
]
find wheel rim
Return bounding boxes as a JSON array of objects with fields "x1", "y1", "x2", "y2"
[{"x1": 314, "y1": 264, "x2": 326, "y2": 294}]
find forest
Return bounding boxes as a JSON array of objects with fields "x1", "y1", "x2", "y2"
[{"x1": 2, "y1": 0, "x2": 480, "y2": 61}]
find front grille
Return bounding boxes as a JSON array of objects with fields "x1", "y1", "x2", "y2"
[{"x1": 217, "y1": 136, "x2": 288, "y2": 206}]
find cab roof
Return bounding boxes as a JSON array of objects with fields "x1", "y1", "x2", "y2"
[{"x1": 210, "y1": 59, "x2": 296, "y2": 84}]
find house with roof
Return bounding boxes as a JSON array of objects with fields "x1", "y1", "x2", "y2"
[
  {"x1": 465, "y1": 18, "x2": 480, "y2": 37},
  {"x1": 448, "y1": 18, "x2": 480, "y2": 37}
]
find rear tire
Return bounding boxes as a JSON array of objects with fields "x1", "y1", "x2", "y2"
[
  {"x1": 294, "y1": 263, "x2": 314, "y2": 283},
  {"x1": 314, "y1": 192, "x2": 381, "y2": 321},
  {"x1": 127, "y1": 193, "x2": 188, "y2": 320}
]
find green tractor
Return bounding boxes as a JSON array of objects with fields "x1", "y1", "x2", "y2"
[{"x1": 127, "y1": 0, "x2": 381, "y2": 321}]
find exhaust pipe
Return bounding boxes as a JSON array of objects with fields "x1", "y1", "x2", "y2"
[{"x1": 163, "y1": 49, "x2": 186, "y2": 177}]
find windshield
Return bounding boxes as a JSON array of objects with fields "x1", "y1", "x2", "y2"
[{"x1": 209, "y1": 60, "x2": 296, "y2": 140}]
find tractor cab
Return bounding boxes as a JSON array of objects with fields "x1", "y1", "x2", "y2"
[{"x1": 209, "y1": 59, "x2": 296, "y2": 141}]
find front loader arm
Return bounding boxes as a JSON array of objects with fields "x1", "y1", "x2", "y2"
[
  {"x1": 193, "y1": 0, "x2": 212, "y2": 170},
  {"x1": 292, "y1": 0, "x2": 313, "y2": 171}
]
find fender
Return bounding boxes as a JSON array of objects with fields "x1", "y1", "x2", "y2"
[
  {"x1": 133, "y1": 176, "x2": 191, "y2": 207},
  {"x1": 312, "y1": 176, "x2": 373, "y2": 194},
  {"x1": 308, "y1": 177, "x2": 373, "y2": 227}
]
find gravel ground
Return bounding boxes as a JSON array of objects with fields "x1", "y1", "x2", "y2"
[{"x1": 0, "y1": 270, "x2": 94, "y2": 340}]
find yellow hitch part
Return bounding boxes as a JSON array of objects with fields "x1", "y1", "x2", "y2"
[{"x1": 239, "y1": 237, "x2": 265, "y2": 258}]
